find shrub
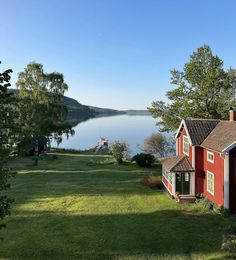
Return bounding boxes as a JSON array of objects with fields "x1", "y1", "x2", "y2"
[
  {"x1": 195, "y1": 196, "x2": 230, "y2": 216},
  {"x1": 222, "y1": 233, "x2": 236, "y2": 253},
  {"x1": 141, "y1": 176, "x2": 162, "y2": 189},
  {"x1": 109, "y1": 141, "x2": 130, "y2": 163},
  {"x1": 195, "y1": 197, "x2": 214, "y2": 211},
  {"x1": 222, "y1": 222, "x2": 236, "y2": 254},
  {"x1": 132, "y1": 153, "x2": 155, "y2": 167}
]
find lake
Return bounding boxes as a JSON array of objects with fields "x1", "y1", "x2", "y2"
[{"x1": 53, "y1": 115, "x2": 159, "y2": 155}]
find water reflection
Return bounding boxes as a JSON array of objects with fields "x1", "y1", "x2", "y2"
[{"x1": 55, "y1": 115, "x2": 159, "y2": 155}]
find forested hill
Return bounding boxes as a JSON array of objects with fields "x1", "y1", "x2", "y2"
[
  {"x1": 61, "y1": 96, "x2": 151, "y2": 117},
  {"x1": 11, "y1": 89, "x2": 150, "y2": 118},
  {"x1": 63, "y1": 96, "x2": 125, "y2": 118}
]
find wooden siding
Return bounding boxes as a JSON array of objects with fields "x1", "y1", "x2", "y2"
[
  {"x1": 195, "y1": 146, "x2": 204, "y2": 195},
  {"x1": 202, "y1": 148, "x2": 224, "y2": 206},
  {"x1": 162, "y1": 175, "x2": 172, "y2": 194},
  {"x1": 178, "y1": 128, "x2": 193, "y2": 163}
]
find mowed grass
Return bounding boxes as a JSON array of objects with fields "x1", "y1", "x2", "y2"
[{"x1": 0, "y1": 153, "x2": 230, "y2": 259}]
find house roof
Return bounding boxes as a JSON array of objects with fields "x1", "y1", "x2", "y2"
[
  {"x1": 161, "y1": 155, "x2": 194, "y2": 172},
  {"x1": 176, "y1": 119, "x2": 220, "y2": 146},
  {"x1": 184, "y1": 119, "x2": 220, "y2": 146},
  {"x1": 201, "y1": 121, "x2": 236, "y2": 152}
]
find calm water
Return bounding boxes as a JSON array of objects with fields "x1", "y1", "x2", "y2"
[{"x1": 54, "y1": 115, "x2": 159, "y2": 155}]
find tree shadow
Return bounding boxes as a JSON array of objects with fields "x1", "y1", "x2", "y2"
[
  {"x1": 9, "y1": 156, "x2": 162, "y2": 203},
  {"x1": 1, "y1": 209, "x2": 226, "y2": 259}
]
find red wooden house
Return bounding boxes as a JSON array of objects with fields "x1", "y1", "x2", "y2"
[{"x1": 161, "y1": 109, "x2": 236, "y2": 210}]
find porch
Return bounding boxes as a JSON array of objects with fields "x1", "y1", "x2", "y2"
[{"x1": 161, "y1": 155, "x2": 196, "y2": 203}]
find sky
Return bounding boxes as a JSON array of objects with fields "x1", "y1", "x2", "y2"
[{"x1": 1, "y1": 0, "x2": 236, "y2": 110}]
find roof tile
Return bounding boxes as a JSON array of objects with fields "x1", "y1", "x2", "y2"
[
  {"x1": 201, "y1": 121, "x2": 236, "y2": 152},
  {"x1": 184, "y1": 119, "x2": 220, "y2": 145},
  {"x1": 162, "y1": 155, "x2": 194, "y2": 172}
]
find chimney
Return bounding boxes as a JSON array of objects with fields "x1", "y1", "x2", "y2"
[{"x1": 229, "y1": 107, "x2": 236, "y2": 121}]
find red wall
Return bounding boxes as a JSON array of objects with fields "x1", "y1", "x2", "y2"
[
  {"x1": 178, "y1": 128, "x2": 193, "y2": 163},
  {"x1": 162, "y1": 175, "x2": 172, "y2": 194},
  {"x1": 177, "y1": 126, "x2": 225, "y2": 206},
  {"x1": 195, "y1": 146, "x2": 204, "y2": 195},
  {"x1": 202, "y1": 148, "x2": 224, "y2": 206}
]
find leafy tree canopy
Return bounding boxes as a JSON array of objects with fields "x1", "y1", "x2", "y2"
[
  {"x1": 16, "y1": 62, "x2": 74, "y2": 156},
  {"x1": 149, "y1": 45, "x2": 236, "y2": 131},
  {"x1": 0, "y1": 61, "x2": 16, "y2": 229},
  {"x1": 110, "y1": 141, "x2": 130, "y2": 163}
]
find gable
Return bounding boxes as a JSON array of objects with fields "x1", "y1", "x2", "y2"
[
  {"x1": 175, "y1": 119, "x2": 220, "y2": 146},
  {"x1": 175, "y1": 120, "x2": 192, "y2": 145}
]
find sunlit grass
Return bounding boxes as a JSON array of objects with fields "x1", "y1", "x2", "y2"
[{"x1": 0, "y1": 153, "x2": 230, "y2": 259}]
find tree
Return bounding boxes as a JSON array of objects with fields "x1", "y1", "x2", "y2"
[
  {"x1": 16, "y1": 62, "x2": 73, "y2": 163},
  {"x1": 143, "y1": 133, "x2": 175, "y2": 157},
  {"x1": 0, "y1": 61, "x2": 16, "y2": 229},
  {"x1": 110, "y1": 141, "x2": 130, "y2": 163},
  {"x1": 149, "y1": 45, "x2": 236, "y2": 131},
  {"x1": 132, "y1": 153, "x2": 155, "y2": 167}
]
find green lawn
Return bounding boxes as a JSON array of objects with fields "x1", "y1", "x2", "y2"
[{"x1": 0, "y1": 153, "x2": 230, "y2": 259}]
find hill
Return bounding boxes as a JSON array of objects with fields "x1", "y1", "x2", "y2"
[
  {"x1": 123, "y1": 109, "x2": 151, "y2": 115},
  {"x1": 10, "y1": 89, "x2": 150, "y2": 119}
]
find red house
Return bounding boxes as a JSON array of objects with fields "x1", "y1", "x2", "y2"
[{"x1": 161, "y1": 109, "x2": 236, "y2": 210}]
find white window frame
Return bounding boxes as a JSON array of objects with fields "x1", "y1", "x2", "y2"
[
  {"x1": 183, "y1": 135, "x2": 189, "y2": 156},
  {"x1": 207, "y1": 171, "x2": 214, "y2": 195},
  {"x1": 207, "y1": 151, "x2": 214, "y2": 163}
]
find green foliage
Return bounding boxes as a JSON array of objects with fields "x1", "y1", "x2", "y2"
[
  {"x1": 132, "y1": 153, "x2": 155, "y2": 167},
  {"x1": 195, "y1": 197, "x2": 214, "y2": 212},
  {"x1": 149, "y1": 45, "x2": 236, "y2": 131},
  {"x1": 16, "y1": 62, "x2": 74, "y2": 158},
  {"x1": 0, "y1": 61, "x2": 17, "y2": 229},
  {"x1": 222, "y1": 221, "x2": 236, "y2": 255},
  {"x1": 195, "y1": 196, "x2": 230, "y2": 216},
  {"x1": 110, "y1": 140, "x2": 130, "y2": 163}
]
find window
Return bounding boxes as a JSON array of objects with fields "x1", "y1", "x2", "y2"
[
  {"x1": 207, "y1": 151, "x2": 214, "y2": 163},
  {"x1": 207, "y1": 171, "x2": 214, "y2": 195},
  {"x1": 185, "y1": 173, "x2": 189, "y2": 182},
  {"x1": 183, "y1": 136, "x2": 189, "y2": 155},
  {"x1": 163, "y1": 168, "x2": 172, "y2": 184}
]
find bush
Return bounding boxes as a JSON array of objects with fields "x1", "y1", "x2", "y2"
[
  {"x1": 132, "y1": 153, "x2": 155, "y2": 167},
  {"x1": 141, "y1": 176, "x2": 162, "y2": 189},
  {"x1": 195, "y1": 197, "x2": 214, "y2": 211},
  {"x1": 195, "y1": 196, "x2": 230, "y2": 216},
  {"x1": 110, "y1": 141, "x2": 130, "y2": 163},
  {"x1": 222, "y1": 222, "x2": 236, "y2": 254},
  {"x1": 222, "y1": 233, "x2": 236, "y2": 253}
]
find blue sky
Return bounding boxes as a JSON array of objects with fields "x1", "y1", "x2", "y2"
[{"x1": 1, "y1": 0, "x2": 236, "y2": 109}]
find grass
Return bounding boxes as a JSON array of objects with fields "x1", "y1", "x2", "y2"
[{"x1": 0, "y1": 153, "x2": 231, "y2": 259}]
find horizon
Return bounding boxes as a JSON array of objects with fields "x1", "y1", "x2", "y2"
[{"x1": 1, "y1": 0, "x2": 236, "y2": 110}]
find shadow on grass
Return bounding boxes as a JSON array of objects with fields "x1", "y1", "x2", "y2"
[
  {"x1": 9, "y1": 158, "x2": 162, "y2": 203},
  {"x1": 1, "y1": 209, "x2": 226, "y2": 259},
  {"x1": 9, "y1": 170, "x2": 160, "y2": 205}
]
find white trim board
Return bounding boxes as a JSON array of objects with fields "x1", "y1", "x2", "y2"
[
  {"x1": 174, "y1": 120, "x2": 193, "y2": 145},
  {"x1": 223, "y1": 141, "x2": 236, "y2": 153},
  {"x1": 224, "y1": 154, "x2": 229, "y2": 209}
]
